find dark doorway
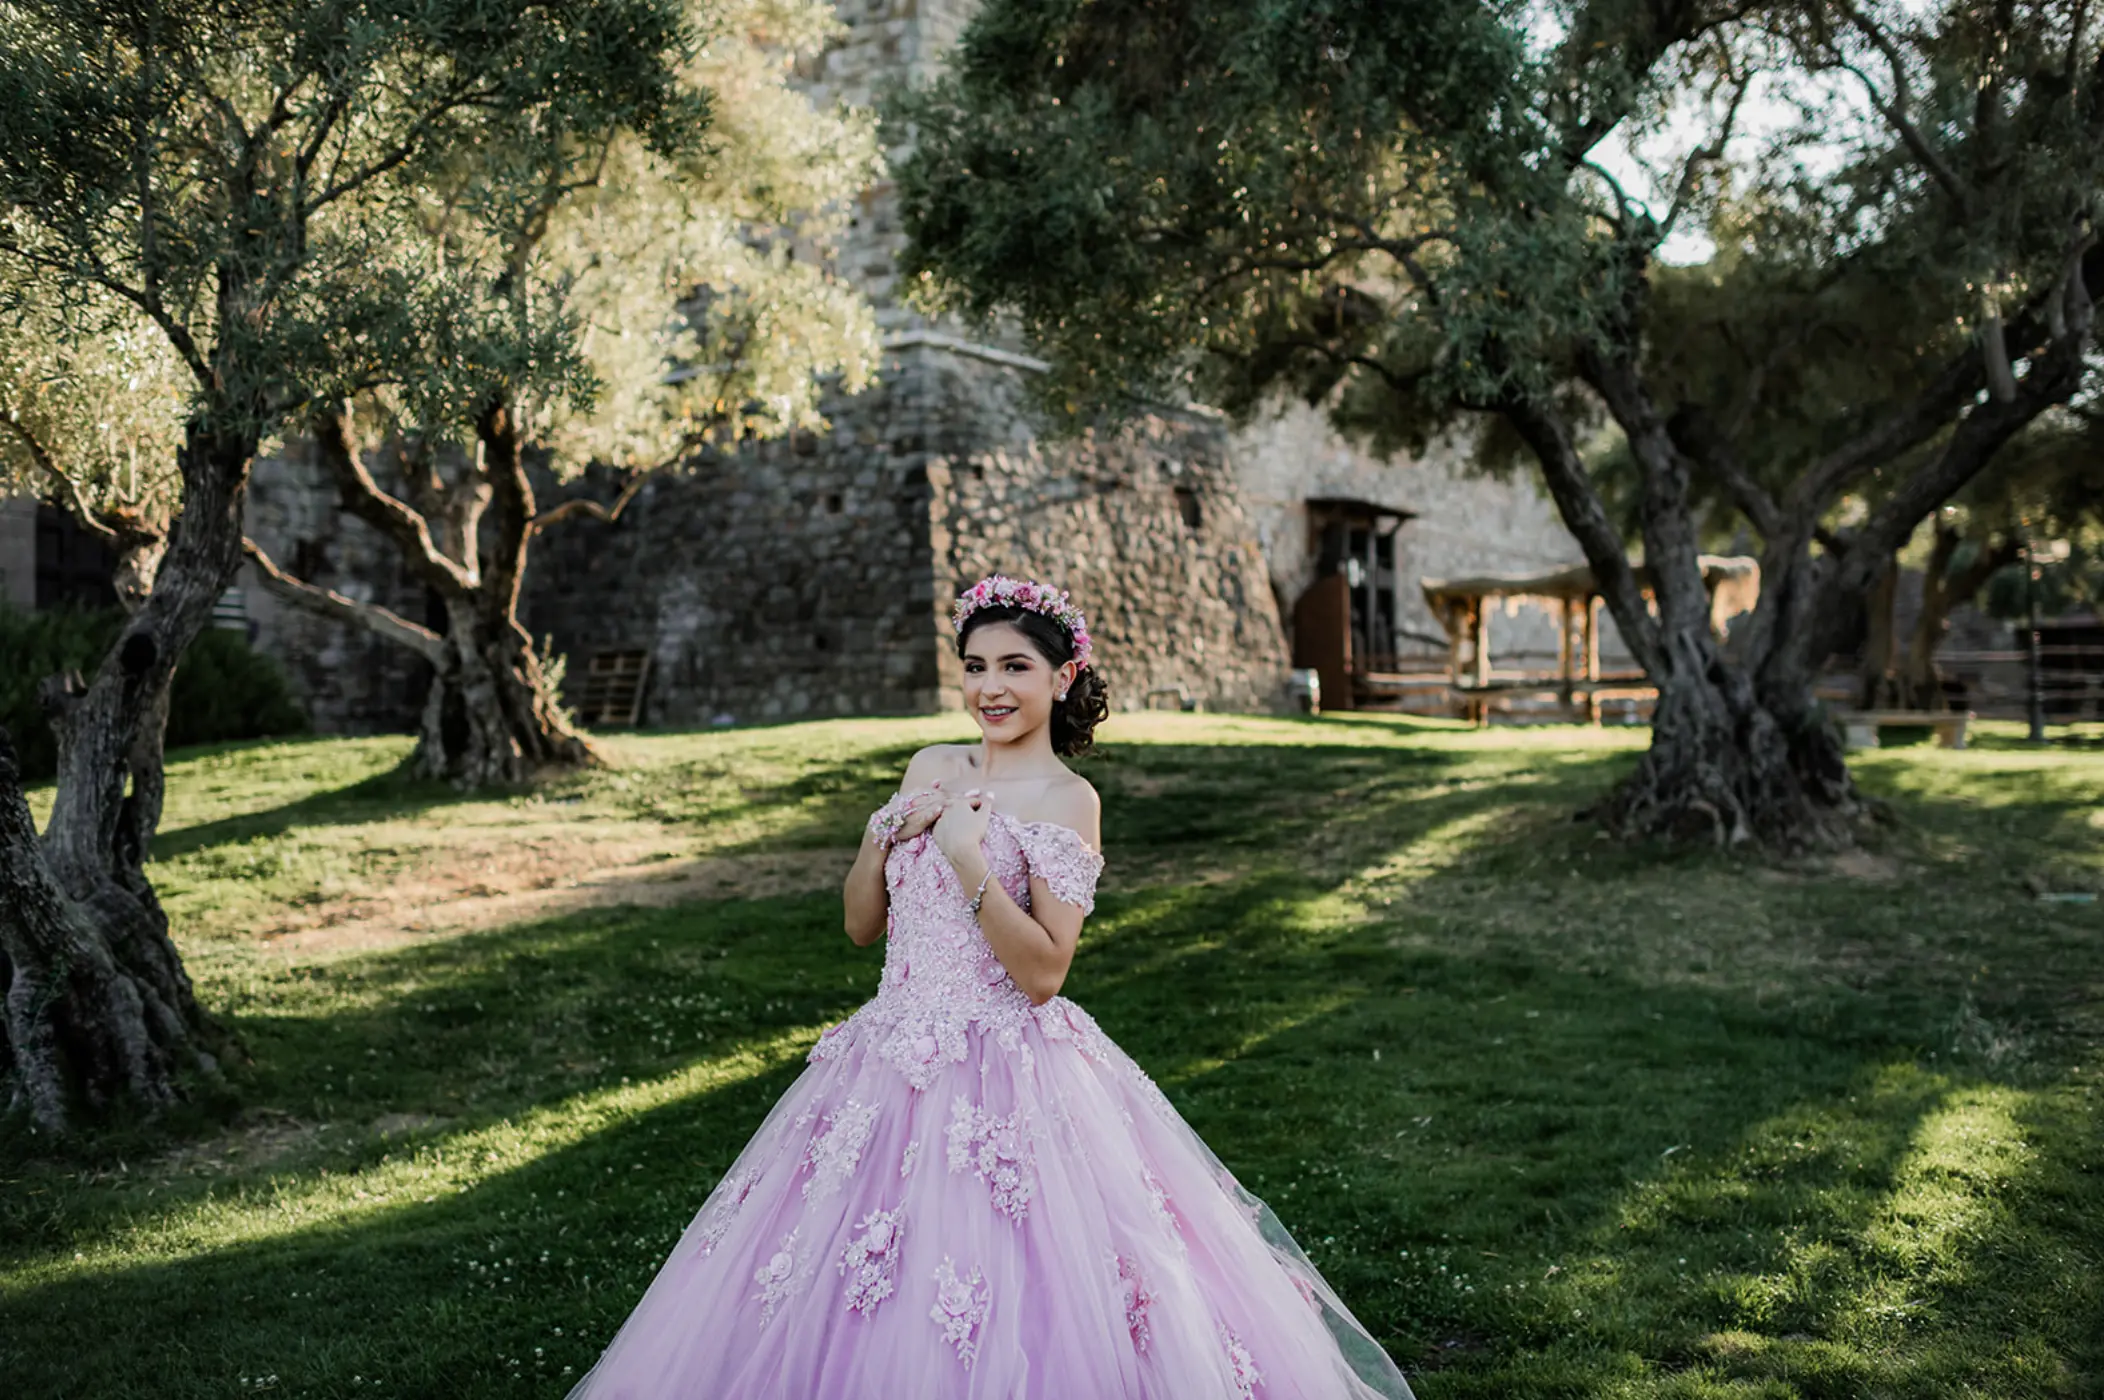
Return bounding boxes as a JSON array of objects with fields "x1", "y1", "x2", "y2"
[
  {"x1": 34, "y1": 504, "x2": 117, "y2": 611},
  {"x1": 1293, "y1": 499, "x2": 1415, "y2": 709}
]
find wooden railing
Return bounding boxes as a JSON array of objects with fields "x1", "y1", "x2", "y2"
[{"x1": 1820, "y1": 646, "x2": 2104, "y2": 722}]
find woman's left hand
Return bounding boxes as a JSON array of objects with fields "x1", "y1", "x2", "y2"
[{"x1": 931, "y1": 788, "x2": 995, "y2": 875}]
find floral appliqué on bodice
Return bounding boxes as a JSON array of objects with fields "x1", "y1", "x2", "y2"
[{"x1": 809, "y1": 811, "x2": 1120, "y2": 1091}]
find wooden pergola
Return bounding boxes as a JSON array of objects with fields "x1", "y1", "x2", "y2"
[{"x1": 1420, "y1": 557, "x2": 1760, "y2": 723}]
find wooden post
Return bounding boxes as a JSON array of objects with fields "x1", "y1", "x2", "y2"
[
  {"x1": 1443, "y1": 600, "x2": 1466, "y2": 719},
  {"x1": 1364, "y1": 527, "x2": 1380, "y2": 666},
  {"x1": 1583, "y1": 594, "x2": 1602, "y2": 725},
  {"x1": 1472, "y1": 600, "x2": 1491, "y2": 686},
  {"x1": 1471, "y1": 599, "x2": 1491, "y2": 727},
  {"x1": 1557, "y1": 596, "x2": 1574, "y2": 712}
]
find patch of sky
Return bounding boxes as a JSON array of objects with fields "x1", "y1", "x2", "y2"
[{"x1": 1519, "y1": 0, "x2": 1914, "y2": 266}]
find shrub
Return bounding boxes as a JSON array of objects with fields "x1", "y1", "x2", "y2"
[{"x1": 0, "y1": 605, "x2": 308, "y2": 783}]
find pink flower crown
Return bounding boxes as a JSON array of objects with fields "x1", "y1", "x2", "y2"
[{"x1": 951, "y1": 574, "x2": 1094, "y2": 668}]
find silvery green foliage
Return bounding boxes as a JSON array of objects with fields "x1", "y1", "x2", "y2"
[
  {"x1": 349, "y1": 0, "x2": 881, "y2": 473},
  {"x1": 895, "y1": 0, "x2": 2101, "y2": 464},
  {"x1": 0, "y1": 268, "x2": 185, "y2": 536},
  {"x1": 0, "y1": 0, "x2": 711, "y2": 447}
]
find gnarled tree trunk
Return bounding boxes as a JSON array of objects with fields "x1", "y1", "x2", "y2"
[
  {"x1": 415, "y1": 593, "x2": 591, "y2": 787},
  {"x1": 1513, "y1": 235, "x2": 2097, "y2": 851},
  {"x1": 0, "y1": 421, "x2": 245, "y2": 1132},
  {"x1": 245, "y1": 396, "x2": 595, "y2": 789},
  {"x1": 1512, "y1": 360, "x2": 1871, "y2": 850},
  {"x1": 1598, "y1": 622, "x2": 1861, "y2": 848}
]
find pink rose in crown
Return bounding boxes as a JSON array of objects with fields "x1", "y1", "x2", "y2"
[{"x1": 950, "y1": 573, "x2": 1094, "y2": 668}]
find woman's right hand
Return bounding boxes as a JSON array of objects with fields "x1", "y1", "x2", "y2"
[{"x1": 885, "y1": 783, "x2": 947, "y2": 847}]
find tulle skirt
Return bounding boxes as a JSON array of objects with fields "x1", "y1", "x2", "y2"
[{"x1": 568, "y1": 1001, "x2": 1413, "y2": 1398}]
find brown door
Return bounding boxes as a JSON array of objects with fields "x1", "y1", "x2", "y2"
[{"x1": 1293, "y1": 573, "x2": 1353, "y2": 712}]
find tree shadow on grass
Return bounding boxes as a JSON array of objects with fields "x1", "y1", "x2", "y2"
[
  {"x1": 7, "y1": 880, "x2": 2093, "y2": 1398},
  {"x1": 5, "y1": 728, "x2": 2099, "y2": 1398},
  {"x1": 152, "y1": 758, "x2": 481, "y2": 858},
  {"x1": 697, "y1": 716, "x2": 1602, "y2": 871}
]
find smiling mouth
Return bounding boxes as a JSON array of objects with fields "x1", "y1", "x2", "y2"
[{"x1": 980, "y1": 706, "x2": 1017, "y2": 721}]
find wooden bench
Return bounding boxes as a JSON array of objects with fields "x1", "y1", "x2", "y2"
[{"x1": 1835, "y1": 709, "x2": 1973, "y2": 750}]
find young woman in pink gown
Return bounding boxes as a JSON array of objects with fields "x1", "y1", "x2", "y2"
[{"x1": 569, "y1": 576, "x2": 1413, "y2": 1399}]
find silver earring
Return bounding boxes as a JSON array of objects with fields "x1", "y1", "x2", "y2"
[{"x1": 1056, "y1": 689, "x2": 1068, "y2": 701}]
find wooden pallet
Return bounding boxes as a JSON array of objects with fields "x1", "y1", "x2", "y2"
[{"x1": 575, "y1": 648, "x2": 651, "y2": 727}]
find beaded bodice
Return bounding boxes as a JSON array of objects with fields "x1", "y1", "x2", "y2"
[{"x1": 810, "y1": 810, "x2": 1110, "y2": 1089}]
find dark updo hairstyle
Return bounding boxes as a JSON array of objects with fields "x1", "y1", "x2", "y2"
[{"x1": 957, "y1": 605, "x2": 1110, "y2": 757}]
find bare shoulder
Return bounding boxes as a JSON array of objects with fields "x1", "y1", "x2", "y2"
[
  {"x1": 900, "y1": 743, "x2": 972, "y2": 791},
  {"x1": 1040, "y1": 771, "x2": 1102, "y2": 847}
]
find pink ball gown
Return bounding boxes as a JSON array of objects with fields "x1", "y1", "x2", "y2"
[{"x1": 569, "y1": 809, "x2": 1414, "y2": 1399}]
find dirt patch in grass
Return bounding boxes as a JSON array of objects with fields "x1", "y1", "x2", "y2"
[
  {"x1": 255, "y1": 830, "x2": 854, "y2": 954},
  {"x1": 149, "y1": 1109, "x2": 330, "y2": 1180},
  {"x1": 1827, "y1": 848, "x2": 1904, "y2": 882}
]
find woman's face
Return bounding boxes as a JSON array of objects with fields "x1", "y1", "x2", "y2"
[{"x1": 961, "y1": 621, "x2": 1074, "y2": 745}]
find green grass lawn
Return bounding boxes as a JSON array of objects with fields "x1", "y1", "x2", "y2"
[{"x1": 3, "y1": 714, "x2": 2100, "y2": 1399}]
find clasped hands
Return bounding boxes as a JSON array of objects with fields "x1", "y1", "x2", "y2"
[{"x1": 881, "y1": 782, "x2": 995, "y2": 877}]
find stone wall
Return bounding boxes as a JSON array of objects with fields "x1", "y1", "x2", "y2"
[
  {"x1": 239, "y1": 442, "x2": 435, "y2": 734},
  {"x1": 522, "y1": 341, "x2": 1290, "y2": 725},
  {"x1": 795, "y1": 0, "x2": 983, "y2": 335},
  {"x1": 524, "y1": 350, "x2": 954, "y2": 727},
  {"x1": 925, "y1": 368, "x2": 1290, "y2": 714},
  {"x1": 0, "y1": 496, "x2": 33, "y2": 613}
]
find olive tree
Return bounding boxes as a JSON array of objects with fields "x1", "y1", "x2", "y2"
[
  {"x1": 0, "y1": 0, "x2": 705, "y2": 1133},
  {"x1": 895, "y1": 0, "x2": 2103, "y2": 848},
  {"x1": 241, "y1": 0, "x2": 882, "y2": 787}
]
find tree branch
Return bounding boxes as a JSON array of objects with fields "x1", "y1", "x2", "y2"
[
  {"x1": 1835, "y1": 5, "x2": 1973, "y2": 211},
  {"x1": 297, "y1": 85, "x2": 351, "y2": 181},
  {"x1": 301, "y1": 81, "x2": 502, "y2": 215},
  {"x1": 476, "y1": 393, "x2": 536, "y2": 637},
  {"x1": 0, "y1": 236, "x2": 211, "y2": 389},
  {"x1": 1667, "y1": 404, "x2": 1782, "y2": 539},
  {"x1": 1946, "y1": 530, "x2": 2022, "y2": 606},
  {"x1": 243, "y1": 537, "x2": 445, "y2": 662},
  {"x1": 1498, "y1": 393, "x2": 1664, "y2": 671},
  {"x1": 533, "y1": 469, "x2": 653, "y2": 532},
  {"x1": 0, "y1": 414, "x2": 121, "y2": 545},
  {"x1": 1577, "y1": 342, "x2": 1724, "y2": 642},
  {"x1": 1783, "y1": 339, "x2": 1985, "y2": 522},
  {"x1": 1841, "y1": 287, "x2": 2094, "y2": 588},
  {"x1": 309, "y1": 402, "x2": 477, "y2": 592},
  {"x1": 1657, "y1": 61, "x2": 1749, "y2": 244},
  {"x1": 1787, "y1": 221, "x2": 2101, "y2": 529},
  {"x1": 1578, "y1": 160, "x2": 1637, "y2": 234}
]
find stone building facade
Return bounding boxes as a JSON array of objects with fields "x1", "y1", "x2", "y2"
[
  {"x1": 1234, "y1": 405, "x2": 1633, "y2": 671},
  {"x1": 523, "y1": 343, "x2": 1289, "y2": 725},
  {"x1": 227, "y1": 0, "x2": 1599, "y2": 731}
]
